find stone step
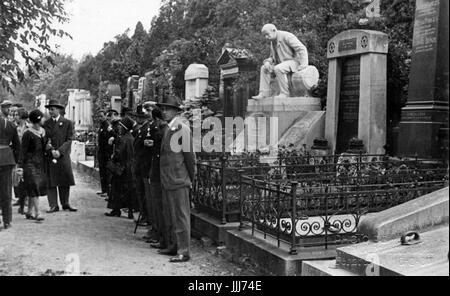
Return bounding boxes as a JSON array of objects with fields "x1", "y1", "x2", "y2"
[
  {"x1": 335, "y1": 226, "x2": 449, "y2": 276},
  {"x1": 302, "y1": 260, "x2": 358, "y2": 276},
  {"x1": 223, "y1": 227, "x2": 337, "y2": 276}
]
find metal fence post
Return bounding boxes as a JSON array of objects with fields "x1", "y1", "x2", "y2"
[
  {"x1": 238, "y1": 169, "x2": 245, "y2": 231},
  {"x1": 290, "y1": 181, "x2": 299, "y2": 255},
  {"x1": 221, "y1": 154, "x2": 227, "y2": 225}
]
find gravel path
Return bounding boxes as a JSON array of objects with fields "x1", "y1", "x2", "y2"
[{"x1": 0, "y1": 169, "x2": 259, "y2": 276}]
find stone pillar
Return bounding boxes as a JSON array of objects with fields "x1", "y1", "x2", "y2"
[
  {"x1": 184, "y1": 64, "x2": 209, "y2": 102},
  {"x1": 398, "y1": 0, "x2": 449, "y2": 158},
  {"x1": 325, "y1": 30, "x2": 388, "y2": 154}
]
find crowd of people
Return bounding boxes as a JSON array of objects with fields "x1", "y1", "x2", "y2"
[
  {"x1": 0, "y1": 96, "x2": 196, "y2": 264},
  {"x1": 0, "y1": 99, "x2": 77, "y2": 229}
]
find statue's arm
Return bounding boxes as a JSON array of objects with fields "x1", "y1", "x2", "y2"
[{"x1": 287, "y1": 35, "x2": 309, "y2": 69}]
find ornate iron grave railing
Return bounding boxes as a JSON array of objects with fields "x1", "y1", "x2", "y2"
[
  {"x1": 193, "y1": 153, "x2": 378, "y2": 223},
  {"x1": 237, "y1": 161, "x2": 448, "y2": 254},
  {"x1": 194, "y1": 153, "x2": 448, "y2": 225}
]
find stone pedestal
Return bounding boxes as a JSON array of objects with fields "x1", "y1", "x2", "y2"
[
  {"x1": 185, "y1": 64, "x2": 209, "y2": 102},
  {"x1": 235, "y1": 97, "x2": 324, "y2": 152},
  {"x1": 325, "y1": 30, "x2": 388, "y2": 155},
  {"x1": 398, "y1": 0, "x2": 449, "y2": 158}
]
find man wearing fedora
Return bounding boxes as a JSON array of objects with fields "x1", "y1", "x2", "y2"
[
  {"x1": 157, "y1": 96, "x2": 196, "y2": 263},
  {"x1": 96, "y1": 109, "x2": 114, "y2": 198},
  {"x1": 0, "y1": 99, "x2": 21, "y2": 229},
  {"x1": 43, "y1": 99, "x2": 77, "y2": 213}
]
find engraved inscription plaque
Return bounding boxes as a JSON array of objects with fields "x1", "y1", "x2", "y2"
[
  {"x1": 336, "y1": 56, "x2": 360, "y2": 153},
  {"x1": 338, "y1": 38, "x2": 357, "y2": 52}
]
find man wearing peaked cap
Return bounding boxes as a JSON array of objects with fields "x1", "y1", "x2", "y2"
[{"x1": 43, "y1": 99, "x2": 77, "y2": 213}]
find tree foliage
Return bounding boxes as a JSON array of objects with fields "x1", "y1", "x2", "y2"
[
  {"x1": 3, "y1": 0, "x2": 415, "y2": 127},
  {"x1": 0, "y1": 0, "x2": 71, "y2": 92}
]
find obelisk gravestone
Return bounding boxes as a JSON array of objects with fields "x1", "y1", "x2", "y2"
[{"x1": 398, "y1": 0, "x2": 449, "y2": 158}]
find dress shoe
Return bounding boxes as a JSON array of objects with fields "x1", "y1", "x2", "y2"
[
  {"x1": 149, "y1": 242, "x2": 165, "y2": 249},
  {"x1": 25, "y1": 213, "x2": 33, "y2": 220},
  {"x1": 63, "y1": 206, "x2": 78, "y2": 212},
  {"x1": 157, "y1": 249, "x2": 177, "y2": 256},
  {"x1": 169, "y1": 254, "x2": 190, "y2": 263},
  {"x1": 3, "y1": 223, "x2": 12, "y2": 230},
  {"x1": 46, "y1": 207, "x2": 60, "y2": 213},
  {"x1": 105, "y1": 211, "x2": 121, "y2": 217},
  {"x1": 128, "y1": 211, "x2": 134, "y2": 220},
  {"x1": 35, "y1": 216, "x2": 45, "y2": 222},
  {"x1": 146, "y1": 239, "x2": 160, "y2": 244}
]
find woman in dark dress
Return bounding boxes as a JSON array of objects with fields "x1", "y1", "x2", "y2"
[
  {"x1": 19, "y1": 110, "x2": 47, "y2": 222},
  {"x1": 105, "y1": 117, "x2": 136, "y2": 219}
]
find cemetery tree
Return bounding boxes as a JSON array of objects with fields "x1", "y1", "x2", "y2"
[{"x1": 0, "y1": 0, "x2": 71, "y2": 92}]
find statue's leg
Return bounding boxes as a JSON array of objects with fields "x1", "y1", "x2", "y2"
[
  {"x1": 252, "y1": 65, "x2": 271, "y2": 100},
  {"x1": 274, "y1": 61, "x2": 298, "y2": 98}
]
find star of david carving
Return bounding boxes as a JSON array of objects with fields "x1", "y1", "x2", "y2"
[
  {"x1": 361, "y1": 36, "x2": 369, "y2": 48},
  {"x1": 329, "y1": 42, "x2": 335, "y2": 54}
]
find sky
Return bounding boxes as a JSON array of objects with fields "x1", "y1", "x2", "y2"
[{"x1": 55, "y1": 0, "x2": 162, "y2": 61}]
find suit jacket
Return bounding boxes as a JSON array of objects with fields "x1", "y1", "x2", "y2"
[
  {"x1": 133, "y1": 120, "x2": 153, "y2": 178},
  {"x1": 97, "y1": 120, "x2": 113, "y2": 155},
  {"x1": 265, "y1": 30, "x2": 308, "y2": 72},
  {"x1": 0, "y1": 117, "x2": 20, "y2": 167},
  {"x1": 43, "y1": 116, "x2": 75, "y2": 187},
  {"x1": 149, "y1": 118, "x2": 167, "y2": 183},
  {"x1": 160, "y1": 117, "x2": 196, "y2": 190}
]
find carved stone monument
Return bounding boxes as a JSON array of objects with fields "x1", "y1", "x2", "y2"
[
  {"x1": 217, "y1": 47, "x2": 257, "y2": 118},
  {"x1": 398, "y1": 0, "x2": 449, "y2": 158},
  {"x1": 107, "y1": 84, "x2": 122, "y2": 114},
  {"x1": 325, "y1": 30, "x2": 389, "y2": 154},
  {"x1": 185, "y1": 64, "x2": 209, "y2": 102},
  {"x1": 66, "y1": 89, "x2": 93, "y2": 131}
]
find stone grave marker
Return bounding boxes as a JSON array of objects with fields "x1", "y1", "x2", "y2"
[
  {"x1": 398, "y1": 0, "x2": 449, "y2": 158},
  {"x1": 325, "y1": 30, "x2": 388, "y2": 154}
]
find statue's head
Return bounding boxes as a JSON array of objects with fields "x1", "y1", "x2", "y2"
[{"x1": 261, "y1": 24, "x2": 277, "y2": 41}]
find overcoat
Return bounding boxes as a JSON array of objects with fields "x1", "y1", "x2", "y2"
[
  {"x1": 0, "y1": 117, "x2": 20, "y2": 167},
  {"x1": 43, "y1": 116, "x2": 75, "y2": 187},
  {"x1": 160, "y1": 116, "x2": 196, "y2": 191}
]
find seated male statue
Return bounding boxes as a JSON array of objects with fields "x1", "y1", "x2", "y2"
[{"x1": 252, "y1": 24, "x2": 309, "y2": 100}]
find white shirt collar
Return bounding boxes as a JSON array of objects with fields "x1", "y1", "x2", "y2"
[
  {"x1": 54, "y1": 115, "x2": 61, "y2": 122},
  {"x1": 168, "y1": 117, "x2": 177, "y2": 129}
]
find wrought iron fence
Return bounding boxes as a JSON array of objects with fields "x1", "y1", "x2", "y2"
[
  {"x1": 236, "y1": 158, "x2": 448, "y2": 254},
  {"x1": 194, "y1": 152, "x2": 448, "y2": 225}
]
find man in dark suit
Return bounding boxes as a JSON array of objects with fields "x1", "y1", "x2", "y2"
[
  {"x1": 0, "y1": 100, "x2": 20, "y2": 229},
  {"x1": 44, "y1": 99, "x2": 77, "y2": 213},
  {"x1": 132, "y1": 105, "x2": 153, "y2": 226},
  {"x1": 157, "y1": 97, "x2": 196, "y2": 263},
  {"x1": 96, "y1": 109, "x2": 114, "y2": 197}
]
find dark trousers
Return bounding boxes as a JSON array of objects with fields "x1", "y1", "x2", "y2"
[
  {"x1": 47, "y1": 186, "x2": 70, "y2": 209},
  {"x1": 149, "y1": 182, "x2": 166, "y2": 244},
  {"x1": 0, "y1": 166, "x2": 13, "y2": 225},
  {"x1": 14, "y1": 180, "x2": 27, "y2": 210},
  {"x1": 162, "y1": 187, "x2": 191, "y2": 256},
  {"x1": 98, "y1": 156, "x2": 110, "y2": 194},
  {"x1": 134, "y1": 173, "x2": 149, "y2": 220}
]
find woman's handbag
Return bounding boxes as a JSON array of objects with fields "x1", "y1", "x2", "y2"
[{"x1": 106, "y1": 142, "x2": 124, "y2": 176}]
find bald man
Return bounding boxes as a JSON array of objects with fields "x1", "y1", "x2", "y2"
[{"x1": 252, "y1": 24, "x2": 309, "y2": 100}]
